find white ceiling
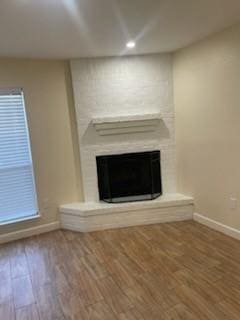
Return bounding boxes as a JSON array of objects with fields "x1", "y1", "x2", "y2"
[{"x1": 0, "y1": 0, "x2": 240, "y2": 59}]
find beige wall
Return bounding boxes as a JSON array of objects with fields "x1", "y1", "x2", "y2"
[
  {"x1": 0, "y1": 59, "x2": 82, "y2": 234},
  {"x1": 174, "y1": 23, "x2": 240, "y2": 229}
]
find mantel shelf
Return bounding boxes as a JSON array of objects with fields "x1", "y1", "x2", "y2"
[{"x1": 92, "y1": 113, "x2": 162, "y2": 136}]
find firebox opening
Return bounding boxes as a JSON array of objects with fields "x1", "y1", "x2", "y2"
[{"x1": 96, "y1": 151, "x2": 162, "y2": 203}]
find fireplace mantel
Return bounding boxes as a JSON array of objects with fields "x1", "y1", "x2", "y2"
[{"x1": 92, "y1": 113, "x2": 162, "y2": 136}]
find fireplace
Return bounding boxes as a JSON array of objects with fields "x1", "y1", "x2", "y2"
[
  {"x1": 96, "y1": 151, "x2": 162, "y2": 203},
  {"x1": 60, "y1": 58, "x2": 194, "y2": 232}
]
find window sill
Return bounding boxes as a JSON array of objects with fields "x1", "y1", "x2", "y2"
[{"x1": 0, "y1": 213, "x2": 41, "y2": 226}]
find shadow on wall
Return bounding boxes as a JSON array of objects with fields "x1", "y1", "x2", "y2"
[{"x1": 64, "y1": 63, "x2": 84, "y2": 201}]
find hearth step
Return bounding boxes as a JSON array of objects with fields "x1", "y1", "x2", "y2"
[{"x1": 59, "y1": 193, "x2": 194, "y2": 232}]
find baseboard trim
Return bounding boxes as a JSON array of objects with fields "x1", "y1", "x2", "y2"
[
  {"x1": 193, "y1": 213, "x2": 240, "y2": 240},
  {"x1": 3, "y1": 213, "x2": 239, "y2": 244},
  {"x1": 0, "y1": 221, "x2": 60, "y2": 244}
]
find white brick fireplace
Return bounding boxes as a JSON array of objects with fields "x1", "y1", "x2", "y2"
[{"x1": 60, "y1": 54, "x2": 194, "y2": 232}]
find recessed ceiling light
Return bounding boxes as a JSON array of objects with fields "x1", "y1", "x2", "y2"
[{"x1": 126, "y1": 41, "x2": 136, "y2": 49}]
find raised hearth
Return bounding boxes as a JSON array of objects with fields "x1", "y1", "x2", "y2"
[{"x1": 60, "y1": 193, "x2": 194, "y2": 232}]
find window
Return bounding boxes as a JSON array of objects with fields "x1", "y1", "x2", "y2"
[{"x1": 0, "y1": 88, "x2": 38, "y2": 223}]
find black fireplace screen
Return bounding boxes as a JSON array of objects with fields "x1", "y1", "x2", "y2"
[{"x1": 96, "y1": 150, "x2": 162, "y2": 203}]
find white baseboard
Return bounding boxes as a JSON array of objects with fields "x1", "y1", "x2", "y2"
[
  {"x1": 193, "y1": 213, "x2": 240, "y2": 240},
  {"x1": 0, "y1": 221, "x2": 60, "y2": 244},
  {"x1": 3, "y1": 212, "x2": 239, "y2": 244}
]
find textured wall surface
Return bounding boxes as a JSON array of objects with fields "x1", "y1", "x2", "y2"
[
  {"x1": 71, "y1": 54, "x2": 176, "y2": 202},
  {"x1": 174, "y1": 23, "x2": 240, "y2": 230}
]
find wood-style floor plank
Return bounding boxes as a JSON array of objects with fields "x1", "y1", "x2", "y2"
[
  {"x1": 0, "y1": 303, "x2": 15, "y2": 320},
  {"x1": 10, "y1": 244, "x2": 29, "y2": 279},
  {"x1": 34, "y1": 284, "x2": 64, "y2": 320},
  {"x1": 0, "y1": 221, "x2": 240, "y2": 319},
  {"x1": 15, "y1": 304, "x2": 40, "y2": 320},
  {"x1": 12, "y1": 276, "x2": 35, "y2": 309}
]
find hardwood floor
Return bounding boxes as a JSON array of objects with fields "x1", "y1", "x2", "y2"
[{"x1": 1, "y1": 221, "x2": 240, "y2": 319}]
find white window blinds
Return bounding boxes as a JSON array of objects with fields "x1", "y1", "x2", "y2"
[{"x1": 0, "y1": 89, "x2": 38, "y2": 223}]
